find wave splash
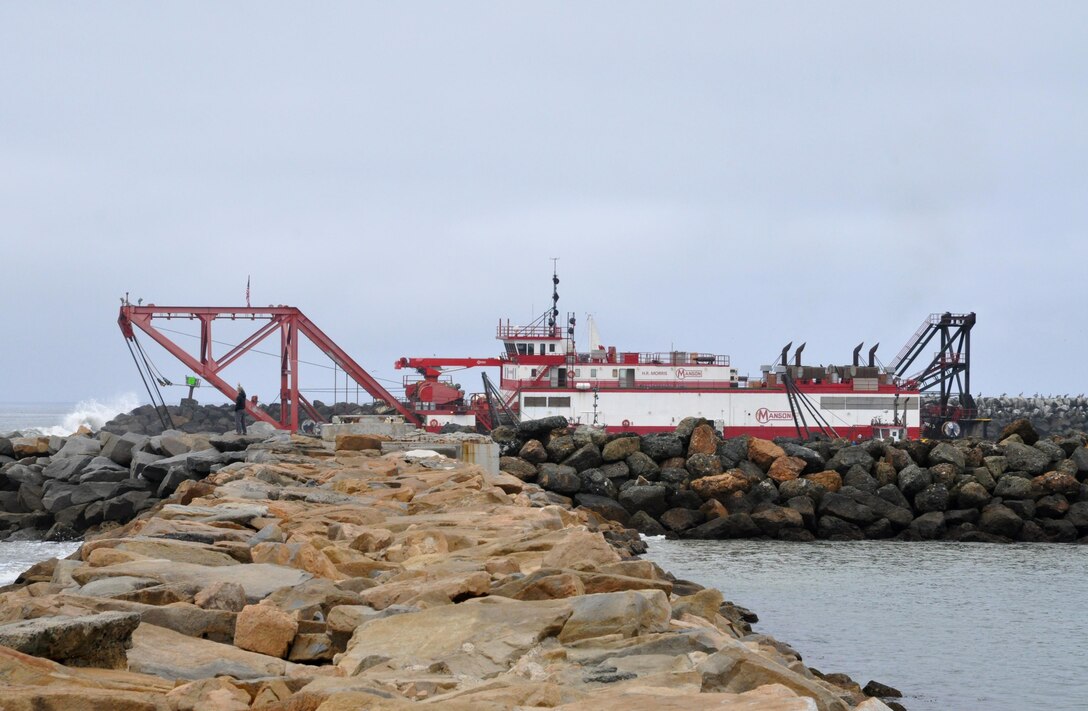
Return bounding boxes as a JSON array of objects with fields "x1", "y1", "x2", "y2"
[{"x1": 30, "y1": 394, "x2": 141, "y2": 436}]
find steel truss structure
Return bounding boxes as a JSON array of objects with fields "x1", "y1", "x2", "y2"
[{"x1": 118, "y1": 303, "x2": 421, "y2": 431}]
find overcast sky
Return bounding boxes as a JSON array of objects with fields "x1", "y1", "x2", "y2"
[{"x1": 3, "y1": 2, "x2": 1086, "y2": 410}]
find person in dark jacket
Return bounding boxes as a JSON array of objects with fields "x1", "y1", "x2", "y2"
[{"x1": 234, "y1": 384, "x2": 247, "y2": 435}]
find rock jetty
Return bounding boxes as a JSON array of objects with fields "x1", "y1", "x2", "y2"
[
  {"x1": 0, "y1": 428, "x2": 265, "y2": 542},
  {"x1": 101, "y1": 400, "x2": 381, "y2": 437},
  {"x1": 0, "y1": 432, "x2": 902, "y2": 710},
  {"x1": 498, "y1": 416, "x2": 1088, "y2": 544},
  {"x1": 973, "y1": 395, "x2": 1088, "y2": 438}
]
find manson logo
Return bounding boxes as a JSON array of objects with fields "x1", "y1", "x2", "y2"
[
  {"x1": 756, "y1": 408, "x2": 794, "y2": 424},
  {"x1": 675, "y1": 368, "x2": 704, "y2": 380}
]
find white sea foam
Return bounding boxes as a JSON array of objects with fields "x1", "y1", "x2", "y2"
[{"x1": 27, "y1": 393, "x2": 141, "y2": 436}]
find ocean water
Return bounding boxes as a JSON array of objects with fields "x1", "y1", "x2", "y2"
[
  {"x1": 642, "y1": 538, "x2": 1088, "y2": 711},
  {"x1": 0, "y1": 540, "x2": 81, "y2": 585},
  {"x1": 1, "y1": 400, "x2": 137, "y2": 576},
  {"x1": 0, "y1": 396, "x2": 139, "y2": 436}
]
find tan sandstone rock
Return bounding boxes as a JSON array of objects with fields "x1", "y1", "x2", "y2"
[{"x1": 234, "y1": 604, "x2": 299, "y2": 658}]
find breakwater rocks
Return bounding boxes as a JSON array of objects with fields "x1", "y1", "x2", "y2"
[
  {"x1": 0, "y1": 435, "x2": 901, "y2": 710},
  {"x1": 495, "y1": 416, "x2": 1088, "y2": 544},
  {"x1": 974, "y1": 395, "x2": 1088, "y2": 439},
  {"x1": 0, "y1": 429, "x2": 262, "y2": 542},
  {"x1": 102, "y1": 399, "x2": 379, "y2": 436}
]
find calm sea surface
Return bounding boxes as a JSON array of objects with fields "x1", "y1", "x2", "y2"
[{"x1": 642, "y1": 538, "x2": 1088, "y2": 711}]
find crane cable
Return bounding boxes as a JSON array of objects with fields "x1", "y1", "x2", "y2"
[{"x1": 123, "y1": 334, "x2": 175, "y2": 430}]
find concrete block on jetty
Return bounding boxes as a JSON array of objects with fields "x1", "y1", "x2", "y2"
[
  {"x1": 504, "y1": 416, "x2": 1088, "y2": 544},
  {"x1": 0, "y1": 428, "x2": 905, "y2": 709}
]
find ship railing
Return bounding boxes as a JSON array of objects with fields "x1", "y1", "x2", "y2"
[
  {"x1": 496, "y1": 320, "x2": 562, "y2": 340},
  {"x1": 636, "y1": 352, "x2": 730, "y2": 366}
]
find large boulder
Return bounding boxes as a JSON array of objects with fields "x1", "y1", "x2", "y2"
[
  {"x1": 687, "y1": 424, "x2": 718, "y2": 456},
  {"x1": 929, "y1": 442, "x2": 965, "y2": 471},
  {"x1": 601, "y1": 436, "x2": 640, "y2": 462},
  {"x1": 767, "y1": 456, "x2": 806, "y2": 483},
  {"x1": 690, "y1": 470, "x2": 751, "y2": 501},
  {"x1": 1002, "y1": 442, "x2": 1050, "y2": 475},
  {"x1": 999, "y1": 418, "x2": 1038, "y2": 445},
  {"x1": 536, "y1": 463, "x2": 581, "y2": 494},
  {"x1": 993, "y1": 475, "x2": 1033, "y2": 500},
  {"x1": 914, "y1": 484, "x2": 951, "y2": 513},
  {"x1": 625, "y1": 451, "x2": 660, "y2": 479},
  {"x1": 978, "y1": 503, "x2": 1023, "y2": 538},
  {"x1": 685, "y1": 453, "x2": 722, "y2": 479},
  {"x1": 780, "y1": 442, "x2": 825, "y2": 472},
  {"x1": 897, "y1": 465, "x2": 932, "y2": 499},
  {"x1": 640, "y1": 433, "x2": 685, "y2": 461},
  {"x1": 817, "y1": 492, "x2": 879, "y2": 526},
  {"x1": 517, "y1": 416, "x2": 568, "y2": 436},
  {"x1": 560, "y1": 443, "x2": 603, "y2": 472},
  {"x1": 0, "y1": 612, "x2": 140, "y2": 669},
  {"x1": 747, "y1": 438, "x2": 785, "y2": 471},
  {"x1": 826, "y1": 447, "x2": 874, "y2": 474},
  {"x1": 688, "y1": 512, "x2": 763, "y2": 539},
  {"x1": 617, "y1": 484, "x2": 670, "y2": 518}
]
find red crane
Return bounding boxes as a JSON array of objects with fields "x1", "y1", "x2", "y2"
[{"x1": 118, "y1": 302, "x2": 423, "y2": 431}]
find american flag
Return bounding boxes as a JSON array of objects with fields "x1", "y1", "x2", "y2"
[{"x1": 245, "y1": 276, "x2": 250, "y2": 307}]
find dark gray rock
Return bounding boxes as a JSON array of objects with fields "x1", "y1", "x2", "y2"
[
  {"x1": 897, "y1": 465, "x2": 932, "y2": 499},
  {"x1": 1040, "y1": 517, "x2": 1078, "y2": 542},
  {"x1": 816, "y1": 515, "x2": 864, "y2": 540},
  {"x1": 1066, "y1": 501, "x2": 1088, "y2": 530},
  {"x1": 688, "y1": 512, "x2": 762, "y2": 539},
  {"x1": 786, "y1": 496, "x2": 816, "y2": 529},
  {"x1": 579, "y1": 469, "x2": 617, "y2": 499},
  {"x1": 778, "y1": 478, "x2": 820, "y2": 503},
  {"x1": 186, "y1": 448, "x2": 229, "y2": 475},
  {"x1": 102, "y1": 432, "x2": 149, "y2": 467},
  {"x1": 561, "y1": 443, "x2": 603, "y2": 473},
  {"x1": 876, "y1": 483, "x2": 911, "y2": 510},
  {"x1": 660, "y1": 507, "x2": 705, "y2": 533},
  {"x1": 826, "y1": 447, "x2": 874, "y2": 474},
  {"x1": 599, "y1": 461, "x2": 629, "y2": 480},
  {"x1": 628, "y1": 510, "x2": 666, "y2": 536},
  {"x1": 102, "y1": 491, "x2": 153, "y2": 522},
  {"x1": 42, "y1": 455, "x2": 93, "y2": 482},
  {"x1": 545, "y1": 435, "x2": 577, "y2": 462},
  {"x1": 3, "y1": 464, "x2": 43, "y2": 487},
  {"x1": 929, "y1": 442, "x2": 965, "y2": 471},
  {"x1": 945, "y1": 508, "x2": 981, "y2": 527},
  {"x1": 979, "y1": 503, "x2": 1024, "y2": 538},
  {"x1": 994, "y1": 475, "x2": 1034, "y2": 500},
  {"x1": 130, "y1": 451, "x2": 166, "y2": 479},
  {"x1": 914, "y1": 484, "x2": 951, "y2": 513},
  {"x1": 908, "y1": 512, "x2": 947, "y2": 540},
  {"x1": 618, "y1": 484, "x2": 670, "y2": 518},
  {"x1": 817, "y1": 492, "x2": 879, "y2": 526},
  {"x1": 1070, "y1": 446, "x2": 1088, "y2": 475},
  {"x1": 674, "y1": 417, "x2": 707, "y2": 441},
  {"x1": 499, "y1": 457, "x2": 537, "y2": 481},
  {"x1": 685, "y1": 453, "x2": 722, "y2": 480},
  {"x1": 625, "y1": 452, "x2": 660, "y2": 480},
  {"x1": 601, "y1": 436, "x2": 640, "y2": 462},
  {"x1": 717, "y1": 436, "x2": 749, "y2": 469},
  {"x1": 780, "y1": 442, "x2": 825, "y2": 472},
  {"x1": 659, "y1": 468, "x2": 689, "y2": 487},
  {"x1": 750, "y1": 505, "x2": 804, "y2": 537},
  {"x1": 139, "y1": 453, "x2": 191, "y2": 484},
  {"x1": 956, "y1": 481, "x2": 991, "y2": 509},
  {"x1": 842, "y1": 466, "x2": 878, "y2": 493},
  {"x1": 747, "y1": 479, "x2": 779, "y2": 505},
  {"x1": 574, "y1": 493, "x2": 629, "y2": 525},
  {"x1": 668, "y1": 489, "x2": 704, "y2": 511},
  {"x1": 1003, "y1": 442, "x2": 1050, "y2": 476},
  {"x1": 54, "y1": 437, "x2": 102, "y2": 459},
  {"x1": 863, "y1": 518, "x2": 896, "y2": 539},
  {"x1": 518, "y1": 416, "x2": 568, "y2": 436},
  {"x1": 536, "y1": 463, "x2": 581, "y2": 494},
  {"x1": 641, "y1": 433, "x2": 685, "y2": 461}
]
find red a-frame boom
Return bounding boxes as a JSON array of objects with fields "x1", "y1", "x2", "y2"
[{"x1": 117, "y1": 303, "x2": 422, "y2": 431}]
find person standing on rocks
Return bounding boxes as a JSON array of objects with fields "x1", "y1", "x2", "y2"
[{"x1": 235, "y1": 384, "x2": 248, "y2": 435}]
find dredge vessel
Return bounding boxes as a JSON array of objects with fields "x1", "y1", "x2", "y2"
[{"x1": 395, "y1": 271, "x2": 981, "y2": 440}]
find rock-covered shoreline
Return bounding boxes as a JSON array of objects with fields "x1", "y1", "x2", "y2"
[
  {"x1": 497, "y1": 417, "x2": 1088, "y2": 544},
  {"x1": 0, "y1": 428, "x2": 267, "y2": 542},
  {"x1": 0, "y1": 431, "x2": 902, "y2": 710}
]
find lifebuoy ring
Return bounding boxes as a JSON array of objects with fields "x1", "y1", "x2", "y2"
[
  {"x1": 429, "y1": 419, "x2": 440, "y2": 428},
  {"x1": 621, "y1": 419, "x2": 631, "y2": 428}
]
